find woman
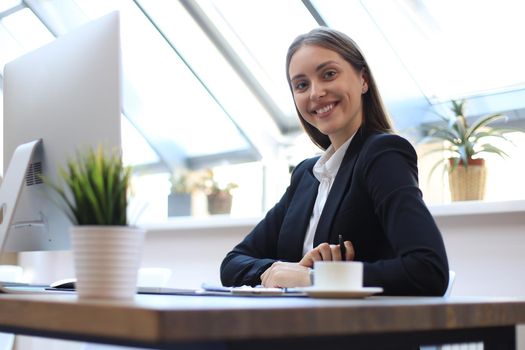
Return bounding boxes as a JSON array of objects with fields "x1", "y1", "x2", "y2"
[{"x1": 220, "y1": 27, "x2": 449, "y2": 296}]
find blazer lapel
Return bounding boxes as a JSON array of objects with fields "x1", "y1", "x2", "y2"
[
  {"x1": 278, "y1": 169, "x2": 319, "y2": 261},
  {"x1": 314, "y1": 129, "x2": 369, "y2": 246}
]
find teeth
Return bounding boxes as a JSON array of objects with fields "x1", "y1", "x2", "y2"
[{"x1": 315, "y1": 104, "x2": 334, "y2": 114}]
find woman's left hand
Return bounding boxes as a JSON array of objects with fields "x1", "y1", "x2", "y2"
[
  {"x1": 299, "y1": 241, "x2": 355, "y2": 268},
  {"x1": 260, "y1": 262, "x2": 311, "y2": 288}
]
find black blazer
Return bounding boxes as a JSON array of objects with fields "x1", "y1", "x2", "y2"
[{"x1": 220, "y1": 128, "x2": 449, "y2": 296}]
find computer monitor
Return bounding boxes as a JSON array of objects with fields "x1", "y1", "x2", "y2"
[{"x1": 1, "y1": 11, "x2": 122, "y2": 252}]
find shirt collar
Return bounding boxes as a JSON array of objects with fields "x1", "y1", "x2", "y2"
[{"x1": 313, "y1": 134, "x2": 354, "y2": 181}]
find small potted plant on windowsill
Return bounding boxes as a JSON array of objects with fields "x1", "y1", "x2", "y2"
[
  {"x1": 46, "y1": 146, "x2": 144, "y2": 300},
  {"x1": 197, "y1": 169, "x2": 238, "y2": 215},
  {"x1": 419, "y1": 99, "x2": 523, "y2": 201},
  {"x1": 167, "y1": 170, "x2": 192, "y2": 217}
]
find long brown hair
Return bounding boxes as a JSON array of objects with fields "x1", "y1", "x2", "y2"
[{"x1": 286, "y1": 27, "x2": 394, "y2": 150}]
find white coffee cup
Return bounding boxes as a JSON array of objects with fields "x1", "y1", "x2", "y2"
[{"x1": 313, "y1": 261, "x2": 363, "y2": 290}]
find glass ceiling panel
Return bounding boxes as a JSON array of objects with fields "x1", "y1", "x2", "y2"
[
  {"x1": 25, "y1": 0, "x2": 91, "y2": 35},
  {"x1": 121, "y1": 114, "x2": 159, "y2": 166},
  {"x1": 136, "y1": 0, "x2": 281, "y2": 160},
  {"x1": 196, "y1": 0, "x2": 319, "y2": 128},
  {"x1": 0, "y1": 8, "x2": 53, "y2": 72},
  {"x1": 0, "y1": 0, "x2": 21, "y2": 14},
  {"x1": 0, "y1": 22, "x2": 21, "y2": 71},
  {"x1": 360, "y1": 0, "x2": 525, "y2": 102},
  {"x1": 69, "y1": 0, "x2": 251, "y2": 164}
]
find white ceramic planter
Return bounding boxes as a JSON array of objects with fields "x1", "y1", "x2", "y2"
[{"x1": 70, "y1": 225, "x2": 145, "y2": 300}]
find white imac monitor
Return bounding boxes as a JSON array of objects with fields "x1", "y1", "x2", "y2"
[{"x1": 1, "y1": 11, "x2": 122, "y2": 252}]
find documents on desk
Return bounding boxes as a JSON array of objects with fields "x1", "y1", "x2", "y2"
[{"x1": 199, "y1": 283, "x2": 306, "y2": 296}]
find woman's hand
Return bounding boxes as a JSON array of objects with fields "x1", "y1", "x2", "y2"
[
  {"x1": 260, "y1": 262, "x2": 311, "y2": 288},
  {"x1": 299, "y1": 241, "x2": 355, "y2": 268},
  {"x1": 260, "y1": 241, "x2": 355, "y2": 288}
]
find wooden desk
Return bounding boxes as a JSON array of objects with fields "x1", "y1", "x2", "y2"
[{"x1": 0, "y1": 293, "x2": 524, "y2": 349}]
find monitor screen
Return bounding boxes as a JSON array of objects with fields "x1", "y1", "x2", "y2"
[{"x1": 1, "y1": 11, "x2": 121, "y2": 252}]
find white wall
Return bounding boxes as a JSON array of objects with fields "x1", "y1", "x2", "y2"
[
  {"x1": 433, "y1": 204, "x2": 525, "y2": 350},
  {"x1": 139, "y1": 219, "x2": 250, "y2": 289},
  {"x1": 437, "y1": 213, "x2": 525, "y2": 298}
]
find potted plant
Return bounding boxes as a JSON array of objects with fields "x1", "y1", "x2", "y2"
[
  {"x1": 46, "y1": 146, "x2": 144, "y2": 300},
  {"x1": 419, "y1": 99, "x2": 521, "y2": 201},
  {"x1": 197, "y1": 169, "x2": 237, "y2": 215},
  {"x1": 167, "y1": 170, "x2": 192, "y2": 217}
]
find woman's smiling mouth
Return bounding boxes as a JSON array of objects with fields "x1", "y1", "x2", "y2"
[{"x1": 312, "y1": 102, "x2": 337, "y2": 117}]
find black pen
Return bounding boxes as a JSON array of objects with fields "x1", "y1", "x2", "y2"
[{"x1": 339, "y1": 234, "x2": 346, "y2": 261}]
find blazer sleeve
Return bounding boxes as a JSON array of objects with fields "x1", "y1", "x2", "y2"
[
  {"x1": 359, "y1": 134, "x2": 449, "y2": 296},
  {"x1": 220, "y1": 160, "x2": 311, "y2": 287}
]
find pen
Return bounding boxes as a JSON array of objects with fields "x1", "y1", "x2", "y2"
[{"x1": 339, "y1": 234, "x2": 346, "y2": 261}]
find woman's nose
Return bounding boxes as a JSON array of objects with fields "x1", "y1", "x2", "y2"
[{"x1": 310, "y1": 82, "x2": 326, "y2": 100}]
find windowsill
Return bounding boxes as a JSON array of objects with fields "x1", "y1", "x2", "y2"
[
  {"x1": 143, "y1": 215, "x2": 262, "y2": 233},
  {"x1": 428, "y1": 199, "x2": 525, "y2": 218},
  {"x1": 142, "y1": 200, "x2": 525, "y2": 233}
]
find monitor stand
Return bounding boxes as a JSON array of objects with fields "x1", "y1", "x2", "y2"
[{"x1": 0, "y1": 139, "x2": 41, "y2": 256}]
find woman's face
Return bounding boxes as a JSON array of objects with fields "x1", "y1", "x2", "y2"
[{"x1": 288, "y1": 44, "x2": 367, "y2": 149}]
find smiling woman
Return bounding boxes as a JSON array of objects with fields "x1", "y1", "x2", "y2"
[
  {"x1": 285, "y1": 27, "x2": 393, "y2": 151},
  {"x1": 220, "y1": 27, "x2": 449, "y2": 296},
  {"x1": 288, "y1": 45, "x2": 367, "y2": 149}
]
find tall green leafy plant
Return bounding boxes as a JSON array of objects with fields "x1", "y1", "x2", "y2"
[
  {"x1": 45, "y1": 147, "x2": 132, "y2": 225},
  {"x1": 419, "y1": 99, "x2": 520, "y2": 176}
]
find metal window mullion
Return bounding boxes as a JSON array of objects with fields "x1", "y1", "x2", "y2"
[
  {"x1": 178, "y1": 0, "x2": 289, "y2": 133},
  {"x1": 301, "y1": 0, "x2": 328, "y2": 26},
  {"x1": 0, "y1": 3, "x2": 25, "y2": 19},
  {"x1": 21, "y1": 0, "x2": 58, "y2": 37}
]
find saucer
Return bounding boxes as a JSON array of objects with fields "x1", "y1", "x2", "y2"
[{"x1": 296, "y1": 286, "x2": 383, "y2": 299}]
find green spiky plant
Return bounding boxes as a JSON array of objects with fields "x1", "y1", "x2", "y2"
[
  {"x1": 45, "y1": 146, "x2": 132, "y2": 226},
  {"x1": 419, "y1": 99, "x2": 521, "y2": 177}
]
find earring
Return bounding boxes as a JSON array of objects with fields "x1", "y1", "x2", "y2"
[{"x1": 362, "y1": 86, "x2": 368, "y2": 94}]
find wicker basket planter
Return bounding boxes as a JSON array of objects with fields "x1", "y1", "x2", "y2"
[
  {"x1": 207, "y1": 191, "x2": 232, "y2": 215},
  {"x1": 448, "y1": 158, "x2": 487, "y2": 201}
]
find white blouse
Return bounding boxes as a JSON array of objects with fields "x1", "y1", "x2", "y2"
[{"x1": 302, "y1": 135, "x2": 354, "y2": 256}]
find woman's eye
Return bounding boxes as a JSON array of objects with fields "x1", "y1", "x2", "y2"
[
  {"x1": 323, "y1": 70, "x2": 336, "y2": 79},
  {"x1": 294, "y1": 81, "x2": 308, "y2": 91}
]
